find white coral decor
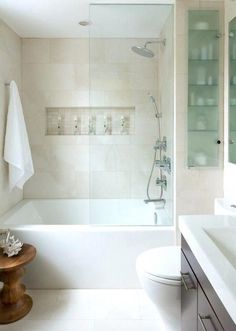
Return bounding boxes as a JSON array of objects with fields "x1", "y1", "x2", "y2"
[{"x1": 0, "y1": 229, "x2": 23, "y2": 257}]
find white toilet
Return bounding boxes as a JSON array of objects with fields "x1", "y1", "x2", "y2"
[{"x1": 136, "y1": 246, "x2": 181, "y2": 330}]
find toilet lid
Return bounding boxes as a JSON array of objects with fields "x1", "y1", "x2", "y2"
[{"x1": 136, "y1": 246, "x2": 181, "y2": 281}]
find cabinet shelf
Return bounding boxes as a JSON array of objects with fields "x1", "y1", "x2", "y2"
[
  {"x1": 189, "y1": 29, "x2": 218, "y2": 32},
  {"x1": 189, "y1": 59, "x2": 218, "y2": 62},
  {"x1": 189, "y1": 84, "x2": 218, "y2": 87},
  {"x1": 188, "y1": 105, "x2": 218, "y2": 108},
  {"x1": 188, "y1": 129, "x2": 217, "y2": 132}
]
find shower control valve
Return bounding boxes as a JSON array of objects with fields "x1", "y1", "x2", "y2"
[
  {"x1": 155, "y1": 156, "x2": 171, "y2": 174},
  {"x1": 154, "y1": 136, "x2": 167, "y2": 152},
  {"x1": 156, "y1": 176, "x2": 167, "y2": 190}
]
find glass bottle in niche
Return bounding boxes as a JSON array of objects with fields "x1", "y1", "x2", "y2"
[
  {"x1": 57, "y1": 115, "x2": 64, "y2": 135},
  {"x1": 103, "y1": 114, "x2": 112, "y2": 135},
  {"x1": 120, "y1": 115, "x2": 130, "y2": 134},
  {"x1": 74, "y1": 116, "x2": 80, "y2": 135},
  {"x1": 89, "y1": 115, "x2": 96, "y2": 135}
]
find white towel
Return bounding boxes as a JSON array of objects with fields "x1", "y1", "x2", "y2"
[{"x1": 4, "y1": 81, "x2": 34, "y2": 190}]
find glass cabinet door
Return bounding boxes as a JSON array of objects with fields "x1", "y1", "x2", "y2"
[{"x1": 187, "y1": 10, "x2": 221, "y2": 167}]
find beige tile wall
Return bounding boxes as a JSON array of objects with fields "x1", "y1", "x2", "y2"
[
  {"x1": 176, "y1": 0, "x2": 224, "y2": 224},
  {"x1": 0, "y1": 19, "x2": 22, "y2": 216},
  {"x1": 22, "y1": 39, "x2": 90, "y2": 198},
  {"x1": 22, "y1": 38, "x2": 164, "y2": 200},
  {"x1": 89, "y1": 38, "x2": 161, "y2": 200}
]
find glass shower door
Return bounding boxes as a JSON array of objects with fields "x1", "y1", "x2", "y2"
[{"x1": 89, "y1": 4, "x2": 174, "y2": 226}]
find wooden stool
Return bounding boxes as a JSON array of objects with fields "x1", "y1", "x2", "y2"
[{"x1": 0, "y1": 244, "x2": 36, "y2": 324}]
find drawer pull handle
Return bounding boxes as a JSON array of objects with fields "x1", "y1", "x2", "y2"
[
  {"x1": 198, "y1": 314, "x2": 216, "y2": 331},
  {"x1": 180, "y1": 272, "x2": 196, "y2": 291}
]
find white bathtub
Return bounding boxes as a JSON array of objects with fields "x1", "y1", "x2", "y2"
[{"x1": 0, "y1": 199, "x2": 175, "y2": 289}]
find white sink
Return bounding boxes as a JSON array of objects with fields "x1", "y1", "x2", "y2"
[
  {"x1": 215, "y1": 198, "x2": 236, "y2": 216},
  {"x1": 204, "y1": 227, "x2": 236, "y2": 270}
]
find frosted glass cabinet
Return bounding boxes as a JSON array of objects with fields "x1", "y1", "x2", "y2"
[{"x1": 188, "y1": 10, "x2": 221, "y2": 167}]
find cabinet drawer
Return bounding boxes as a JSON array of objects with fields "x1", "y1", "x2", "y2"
[
  {"x1": 198, "y1": 286, "x2": 224, "y2": 331},
  {"x1": 181, "y1": 250, "x2": 198, "y2": 331}
]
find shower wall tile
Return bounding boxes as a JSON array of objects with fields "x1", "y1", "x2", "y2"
[
  {"x1": 176, "y1": 36, "x2": 187, "y2": 75},
  {"x1": 176, "y1": 74, "x2": 187, "y2": 115},
  {"x1": 0, "y1": 19, "x2": 22, "y2": 216},
  {"x1": 90, "y1": 145, "x2": 133, "y2": 172},
  {"x1": 23, "y1": 37, "x2": 159, "y2": 199},
  {"x1": 102, "y1": 91, "x2": 132, "y2": 107},
  {"x1": 23, "y1": 63, "x2": 77, "y2": 91},
  {"x1": 130, "y1": 171, "x2": 158, "y2": 199},
  {"x1": 23, "y1": 39, "x2": 50, "y2": 63},
  {"x1": 49, "y1": 39, "x2": 89, "y2": 64},
  {"x1": 90, "y1": 172, "x2": 131, "y2": 199},
  {"x1": 176, "y1": 112, "x2": 186, "y2": 153},
  {"x1": 43, "y1": 90, "x2": 89, "y2": 108},
  {"x1": 89, "y1": 135, "x2": 131, "y2": 146},
  {"x1": 74, "y1": 64, "x2": 90, "y2": 89},
  {"x1": 32, "y1": 144, "x2": 89, "y2": 173},
  {"x1": 24, "y1": 170, "x2": 89, "y2": 198},
  {"x1": 132, "y1": 146, "x2": 155, "y2": 172}
]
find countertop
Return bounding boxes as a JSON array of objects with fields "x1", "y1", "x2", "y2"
[{"x1": 179, "y1": 215, "x2": 236, "y2": 325}]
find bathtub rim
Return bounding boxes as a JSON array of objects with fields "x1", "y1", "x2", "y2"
[{"x1": 0, "y1": 198, "x2": 174, "y2": 229}]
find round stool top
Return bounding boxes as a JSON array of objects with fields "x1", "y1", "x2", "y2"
[{"x1": 0, "y1": 244, "x2": 36, "y2": 272}]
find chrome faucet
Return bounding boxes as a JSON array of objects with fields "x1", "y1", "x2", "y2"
[{"x1": 155, "y1": 156, "x2": 171, "y2": 174}]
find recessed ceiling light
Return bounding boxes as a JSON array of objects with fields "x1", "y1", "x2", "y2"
[{"x1": 79, "y1": 21, "x2": 90, "y2": 26}]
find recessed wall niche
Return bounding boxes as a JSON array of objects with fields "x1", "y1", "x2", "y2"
[{"x1": 46, "y1": 107, "x2": 135, "y2": 136}]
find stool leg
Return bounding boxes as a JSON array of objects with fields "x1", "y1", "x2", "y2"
[{"x1": 0, "y1": 267, "x2": 33, "y2": 324}]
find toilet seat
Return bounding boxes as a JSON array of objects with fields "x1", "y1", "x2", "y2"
[{"x1": 136, "y1": 246, "x2": 181, "y2": 286}]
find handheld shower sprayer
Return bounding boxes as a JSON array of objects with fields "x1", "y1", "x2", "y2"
[{"x1": 148, "y1": 93, "x2": 162, "y2": 118}]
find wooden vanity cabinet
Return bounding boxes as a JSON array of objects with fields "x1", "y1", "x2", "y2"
[
  {"x1": 198, "y1": 286, "x2": 224, "y2": 331},
  {"x1": 181, "y1": 235, "x2": 236, "y2": 331},
  {"x1": 181, "y1": 251, "x2": 198, "y2": 331}
]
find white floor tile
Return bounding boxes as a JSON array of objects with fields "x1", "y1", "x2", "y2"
[
  {"x1": 26, "y1": 290, "x2": 60, "y2": 320},
  {"x1": 94, "y1": 319, "x2": 162, "y2": 331},
  {"x1": 54, "y1": 290, "x2": 93, "y2": 320},
  {"x1": 0, "y1": 289, "x2": 177, "y2": 331},
  {"x1": 9, "y1": 320, "x2": 94, "y2": 331},
  {"x1": 91, "y1": 289, "x2": 141, "y2": 319},
  {"x1": 139, "y1": 290, "x2": 160, "y2": 320}
]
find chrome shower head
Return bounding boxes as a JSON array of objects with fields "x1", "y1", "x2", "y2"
[
  {"x1": 131, "y1": 39, "x2": 166, "y2": 58},
  {"x1": 131, "y1": 45, "x2": 154, "y2": 58}
]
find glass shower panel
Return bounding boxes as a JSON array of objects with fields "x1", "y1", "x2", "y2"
[
  {"x1": 229, "y1": 17, "x2": 236, "y2": 164},
  {"x1": 89, "y1": 4, "x2": 174, "y2": 225}
]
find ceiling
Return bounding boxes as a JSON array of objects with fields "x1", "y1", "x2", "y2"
[{"x1": 0, "y1": 0, "x2": 173, "y2": 38}]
